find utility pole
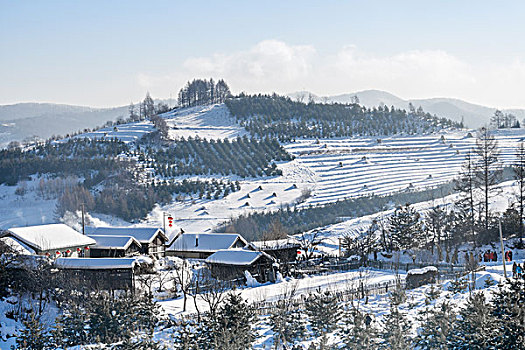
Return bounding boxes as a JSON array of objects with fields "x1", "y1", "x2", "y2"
[
  {"x1": 81, "y1": 203, "x2": 85, "y2": 235},
  {"x1": 499, "y1": 219, "x2": 507, "y2": 278},
  {"x1": 163, "y1": 212, "x2": 173, "y2": 234}
]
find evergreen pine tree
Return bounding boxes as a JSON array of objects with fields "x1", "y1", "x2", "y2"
[
  {"x1": 307, "y1": 333, "x2": 337, "y2": 350},
  {"x1": 448, "y1": 292, "x2": 493, "y2": 350},
  {"x1": 211, "y1": 292, "x2": 255, "y2": 350},
  {"x1": 305, "y1": 289, "x2": 341, "y2": 337},
  {"x1": 338, "y1": 305, "x2": 380, "y2": 349},
  {"x1": 56, "y1": 303, "x2": 90, "y2": 346},
  {"x1": 129, "y1": 292, "x2": 160, "y2": 335},
  {"x1": 388, "y1": 204, "x2": 422, "y2": 250},
  {"x1": 490, "y1": 278, "x2": 525, "y2": 349},
  {"x1": 380, "y1": 295, "x2": 412, "y2": 350},
  {"x1": 270, "y1": 299, "x2": 306, "y2": 348},
  {"x1": 16, "y1": 312, "x2": 50, "y2": 350},
  {"x1": 415, "y1": 300, "x2": 456, "y2": 349}
]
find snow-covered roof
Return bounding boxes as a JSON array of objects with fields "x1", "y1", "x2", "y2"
[
  {"x1": 0, "y1": 237, "x2": 36, "y2": 255},
  {"x1": 85, "y1": 227, "x2": 166, "y2": 243},
  {"x1": 205, "y1": 249, "x2": 274, "y2": 266},
  {"x1": 54, "y1": 257, "x2": 137, "y2": 270},
  {"x1": 250, "y1": 237, "x2": 301, "y2": 250},
  {"x1": 407, "y1": 266, "x2": 438, "y2": 276},
  {"x1": 5, "y1": 224, "x2": 96, "y2": 252},
  {"x1": 167, "y1": 233, "x2": 249, "y2": 253},
  {"x1": 87, "y1": 235, "x2": 141, "y2": 250}
]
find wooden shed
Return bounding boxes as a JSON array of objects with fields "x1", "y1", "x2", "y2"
[
  {"x1": 250, "y1": 237, "x2": 300, "y2": 262},
  {"x1": 205, "y1": 249, "x2": 277, "y2": 283},
  {"x1": 54, "y1": 257, "x2": 138, "y2": 291},
  {"x1": 87, "y1": 235, "x2": 142, "y2": 258},
  {"x1": 406, "y1": 266, "x2": 438, "y2": 289}
]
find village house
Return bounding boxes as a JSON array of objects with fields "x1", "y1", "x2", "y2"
[
  {"x1": 205, "y1": 248, "x2": 277, "y2": 283},
  {"x1": 166, "y1": 232, "x2": 253, "y2": 259},
  {"x1": 0, "y1": 224, "x2": 96, "y2": 258},
  {"x1": 54, "y1": 257, "x2": 139, "y2": 290},
  {"x1": 87, "y1": 235, "x2": 142, "y2": 258},
  {"x1": 86, "y1": 227, "x2": 167, "y2": 259},
  {"x1": 250, "y1": 237, "x2": 301, "y2": 263}
]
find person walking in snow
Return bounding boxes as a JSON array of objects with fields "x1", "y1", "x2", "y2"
[
  {"x1": 493, "y1": 251, "x2": 497, "y2": 262},
  {"x1": 513, "y1": 262, "x2": 518, "y2": 278},
  {"x1": 517, "y1": 264, "x2": 523, "y2": 278}
]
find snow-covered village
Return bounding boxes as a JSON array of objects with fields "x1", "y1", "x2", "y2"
[{"x1": 2, "y1": 1, "x2": 525, "y2": 349}]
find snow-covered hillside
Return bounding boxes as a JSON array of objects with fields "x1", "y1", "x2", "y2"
[
  {"x1": 4, "y1": 103, "x2": 525, "y2": 240},
  {"x1": 285, "y1": 129, "x2": 525, "y2": 206},
  {"x1": 162, "y1": 104, "x2": 248, "y2": 140}
]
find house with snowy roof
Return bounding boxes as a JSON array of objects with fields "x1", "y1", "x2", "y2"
[
  {"x1": 166, "y1": 232, "x2": 253, "y2": 259},
  {"x1": 87, "y1": 235, "x2": 142, "y2": 258},
  {"x1": 54, "y1": 257, "x2": 139, "y2": 290},
  {"x1": 0, "y1": 224, "x2": 96, "y2": 258},
  {"x1": 85, "y1": 227, "x2": 167, "y2": 259},
  {"x1": 205, "y1": 249, "x2": 277, "y2": 283},
  {"x1": 250, "y1": 237, "x2": 301, "y2": 262}
]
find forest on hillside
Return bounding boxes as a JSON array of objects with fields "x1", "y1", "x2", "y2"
[
  {"x1": 226, "y1": 95, "x2": 463, "y2": 141},
  {"x1": 2, "y1": 134, "x2": 289, "y2": 221},
  {"x1": 141, "y1": 136, "x2": 292, "y2": 178}
]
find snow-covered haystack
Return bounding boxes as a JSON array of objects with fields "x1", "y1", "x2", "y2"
[{"x1": 406, "y1": 266, "x2": 438, "y2": 289}]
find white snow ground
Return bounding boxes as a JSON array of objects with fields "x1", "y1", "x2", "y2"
[{"x1": 161, "y1": 104, "x2": 248, "y2": 140}]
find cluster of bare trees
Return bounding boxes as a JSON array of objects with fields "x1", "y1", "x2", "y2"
[
  {"x1": 177, "y1": 78, "x2": 231, "y2": 107},
  {"x1": 490, "y1": 109, "x2": 520, "y2": 129}
]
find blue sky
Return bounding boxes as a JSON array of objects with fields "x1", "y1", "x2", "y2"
[{"x1": 1, "y1": 0, "x2": 525, "y2": 107}]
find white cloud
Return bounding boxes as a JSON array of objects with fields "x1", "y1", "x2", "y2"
[
  {"x1": 182, "y1": 40, "x2": 316, "y2": 91},
  {"x1": 137, "y1": 39, "x2": 525, "y2": 108}
]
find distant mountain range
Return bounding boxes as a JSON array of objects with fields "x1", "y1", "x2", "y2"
[
  {"x1": 0, "y1": 103, "x2": 131, "y2": 147},
  {"x1": 2, "y1": 91, "x2": 524, "y2": 148},
  {"x1": 288, "y1": 90, "x2": 525, "y2": 128}
]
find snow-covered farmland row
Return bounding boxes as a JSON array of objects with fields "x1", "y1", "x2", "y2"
[
  {"x1": 72, "y1": 120, "x2": 155, "y2": 143},
  {"x1": 286, "y1": 129, "x2": 525, "y2": 206}
]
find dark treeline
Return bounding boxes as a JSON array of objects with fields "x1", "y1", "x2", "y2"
[
  {"x1": 142, "y1": 136, "x2": 292, "y2": 178},
  {"x1": 2, "y1": 134, "x2": 289, "y2": 222},
  {"x1": 59, "y1": 178, "x2": 241, "y2": 222},
  {"x1": 0, "y1": 137, "x2": 176, "y2": 222},
  {"x1": 217, "y1": 184, "x2": 455, "y2": 241},
  {"x1": 178, "y1": 78, "x2": 232, "y2": 107},
  {"x1": 0, "y1": 138, "x2": 129, "y2": 186},
  {"x1": 225, "y1": 95, "x2": 463, "y2": 141}
]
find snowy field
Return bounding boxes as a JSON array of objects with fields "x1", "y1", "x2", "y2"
[
  {"x1": 161, "y1": 104, "x2": 248, "y2": 140},
  {"x1": 159, "y1": 268, "x2": 401, "y2": 317},
  {"x1": 285, "y1": 128, "x2": 525, "y2": 206},
  {"x1": 0, "y1": 177, "x2": 57, "y2": 229}
]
